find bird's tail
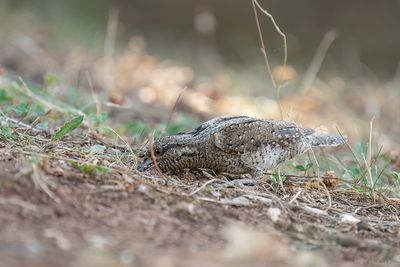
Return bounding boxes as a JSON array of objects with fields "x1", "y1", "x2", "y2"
[{"x1": 306, "y1": 133, "x2": 347, "y2": 147}]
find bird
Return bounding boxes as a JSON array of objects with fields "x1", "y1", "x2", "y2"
[{"x1": 138, "y1": 116, "x2": 346, "y2": 176}]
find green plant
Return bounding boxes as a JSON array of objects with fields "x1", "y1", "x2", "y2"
[{"x1": 52, "y1": 115, "x2": 84, "y2": 141}]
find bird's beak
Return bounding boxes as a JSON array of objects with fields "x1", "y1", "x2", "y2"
[{"x1": 137, "y1": 158, "x2": 155, "y2": 172}]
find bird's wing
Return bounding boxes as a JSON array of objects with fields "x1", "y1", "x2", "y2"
[
  {"x1": 212, "y1": 120, "x2": 314, "y2": 154},
  {"x1": 188, "y1": 116, "x2": 254, "y2": 136}
]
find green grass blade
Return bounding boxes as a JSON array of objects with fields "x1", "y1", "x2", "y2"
[{"x1": 52, "y1": 115, "x2": 84, "y2": 141}]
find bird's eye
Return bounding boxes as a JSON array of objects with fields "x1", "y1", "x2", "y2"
[{"x1": 153, "y1": 145, "x2": 163, "y2": 155}]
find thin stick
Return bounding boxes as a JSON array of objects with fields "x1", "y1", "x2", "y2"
[
  {"x1": 319, "y1": 179, "x2": 332, "y2": 209},
  {"x1": 86, "y1": 71, "x2": 101, "y2": 117},
  {"x1": 277, "y1": 167, "x2": 286, "y2": 194},
  {"x1": 186, "y1": 178, "x2": 224, "y2": 197},
  {"x1": 293, "y1": 121, "x2": 321, "y2": 177},
  {"x1": 336, "y1": 126, "x2": 363, "y2": 171},
  {"x1": 31, "y1": 163, "x2": 61, "y2": 204},
  {"x1": 148, "y1": 134, "x2": 166, "y2": 179},
  {"x1": 251, "y1": 0, "x2": 288, "y2": 118},
  {"x1": 165, "y1": 86, "x2": 187, "y2": 132},
  {"x1": 353, "y1": 144, "x2": 384, "y2": 189},
  {"x1": 0, "y1": 112, "x2": 42, "y2": 133},
  {"x1": 288, "y1": 188, "x2": 302, "y2": 204},
  {"x1": 364, "y1": 118, "x2": 375, "y2": 199},
  {"x1": 251, "y1": 0, "x2": 276, "y2": 89},
  {"x1": 367, "y1": 118, "x2": 374, "y2": 175},
  {"x1": 253, "y1": 0, "x2": 287, "y2": 69}
]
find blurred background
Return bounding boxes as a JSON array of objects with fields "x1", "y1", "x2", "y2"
[
  {"x1": 0, "y1": 0, "x2": 399, "y2": 145},
  {"x1": 3, "y1": 0, "x2": 400, "y2": 77}
]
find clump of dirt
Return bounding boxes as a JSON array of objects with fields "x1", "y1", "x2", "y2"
[{"x1": 0, "y1": 129, "x2": 399, "y2": 267}]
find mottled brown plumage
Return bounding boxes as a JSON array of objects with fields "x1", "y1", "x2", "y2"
[{"x1": 139, "y1": 116, "x2": 346, "y2": 176}]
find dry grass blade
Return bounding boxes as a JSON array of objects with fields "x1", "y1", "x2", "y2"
[
  {"x1": 242, "y1": 194, "x2": 273, "y2": 205},
  {"x1": 252, "y1": 0, "x2": 287, "y2": 67},
  {"x1": 367, "y1": 118, "x2": 374, "y2": 187},
  {"x1": 251, "y1": 0, "x2": 276, "y2": 89},
  {"x1": 301, "y1": 205, "x2": 328, "y2": 216},
  {"x1": 186, "y1": 178, "x2": 224, "y2": 196},
  {"x1": 0, "y1": 111, "x2": 42, "y2": 133},
  {"x1": 277, "y1": 168, "x2": 286, "y2": 194},
  {"x1": 31, "y1": 163, "x2": 61, "y2": 204},
  {"x1": 102, "y1": 126, "x2": 137, "y2": 167},
  {"x1": 288, "y1": 188, "x2": 302, "y2": 204},
  {"x1": 147, "y1": 134, "x2": 166, "y2": 179},
  {"x1": 86, "y1": 70, "x2": 102, "y2": 117},
  {"x1": 165, "y1": 86, "x2": 187, "y2": 132},
  {"x1": 251, "y1": 0, "x2": 288, "y2": 118},
  {"x1": 319, "y1": 179, "x2": 332, "y2": 209}
]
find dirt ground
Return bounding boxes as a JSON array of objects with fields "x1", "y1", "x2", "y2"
[{"x1": 0, "y1": 132, "x2": 399, "y2": 267}]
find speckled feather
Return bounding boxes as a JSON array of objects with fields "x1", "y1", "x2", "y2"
[{"x1": 139, "y1": 116, "x2": 346, "y2": 176}]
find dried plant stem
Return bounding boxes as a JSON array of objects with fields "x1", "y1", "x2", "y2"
[
  {"x1": 253, "y1": 0, "x2": 287, "y2": 69},
  {"x1": 251, "y1": 0, "x2": 288, "y2": 119},
  {"x1": 0, "y1": 111, "x2": 42, "y2": 133},
  {"x1": 31, "y1": 163, "x2": 61, "y2": 204},
  {"x1": 102, "y1": 126, "x2": 137, "y2": 167},
  {"x1": 148, "y1": 134, "x2": 166, "y2": 179},
  {"x1": 277, "y1": 167, "x2": 286, "y2": 194},
  {"x1": 251, "y1": 0, "x2": 276, "y2": 89},
  {"x1": 288, "y1": 188, "x2": 302, "y2": 204},
  {"x1": 365, "y1": 118, "x2": 375, "y2": 199},
  {"x1": 186, "y1": 178, "x2": 224, "y2": 197},
  {"x1": 165, "y1": 86, "x2": 187, "y2": 132},
  {"x1": 300, "y1": 30, "x2": 337, "y2": 93},
  {"x1": 86, "y1": 71, "x2": 102, "y2": 117},
  {"x1": 319, "y1": 179, "x2": 332, "y2": 209},
  {"x1": 336, "y1": 126, "x2": 363, "y2": 171}
]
